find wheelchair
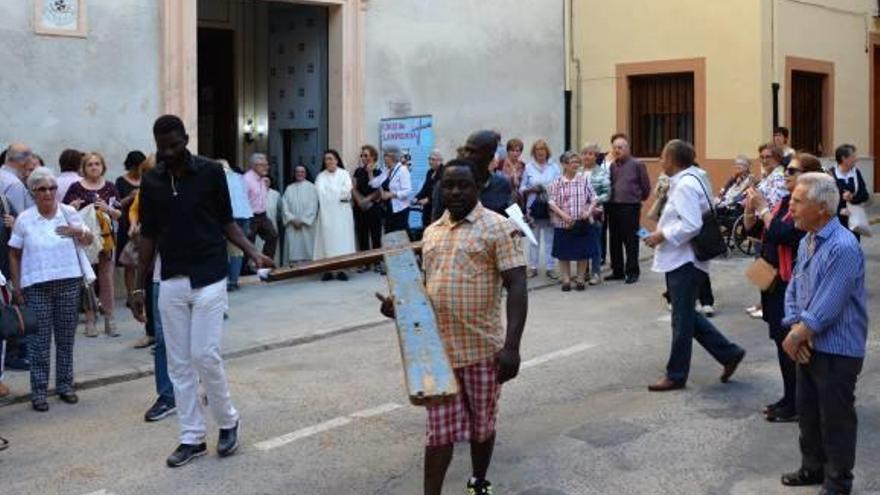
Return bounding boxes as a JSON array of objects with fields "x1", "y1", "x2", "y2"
[{"x1": 716, "y1": 203, "x2": 755, "y2": 256}]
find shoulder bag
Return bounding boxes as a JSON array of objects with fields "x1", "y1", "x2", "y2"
[
  {"x1": 683, "y1": 174, "x2": 729, "y2": 261},
  {"x1": 844, "y1": 171, "x2": 872, "y2": 237},
  {"x1": 60, "y1": 207, "x2": 100, "y2": 313}
]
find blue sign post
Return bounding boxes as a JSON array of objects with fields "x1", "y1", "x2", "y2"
[{"x1": 379, "y1": 115, "x2": 434, "y2": 230}]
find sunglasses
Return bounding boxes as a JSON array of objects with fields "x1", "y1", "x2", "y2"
[
  {"x1": 785, "y1": 166, "x2": 803, "y2": 176},
  {"x1": 33, "y1": 185, "x2": 58, "y2": 194}
]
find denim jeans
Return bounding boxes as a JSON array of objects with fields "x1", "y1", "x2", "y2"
[
  {"x1": 153, "y1": 282, "x2": 174, "y2": 406},
  {"x1": 228, "y1": 218, "x2": 251, "y2": 287},
  {"x1": 665, "y1": 263, "x2": 743, "y2": 383}
]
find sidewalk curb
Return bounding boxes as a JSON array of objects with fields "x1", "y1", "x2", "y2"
[{"x1": 0, "y1": 255, "x2": 652, "y2": 407}]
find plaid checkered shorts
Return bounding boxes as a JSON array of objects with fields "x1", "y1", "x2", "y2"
[{"x1": 425, "y1": 359, "x2": 501, "y2": 447}]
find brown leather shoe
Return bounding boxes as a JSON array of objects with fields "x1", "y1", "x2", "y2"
[
  {"x1": 720, "y1": 351, "x2": 746, "y2": 383},
  {"x1": 648, "y1": 377, "x2": 685, "y2": 392}
]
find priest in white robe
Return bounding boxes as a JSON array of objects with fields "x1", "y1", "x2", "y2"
[
  {"x1": 313, "y1": 150, "x2": 357, "y2": 280},
  {"x1": 281, "y1": 166, "x2": 319, "y2": 265}
]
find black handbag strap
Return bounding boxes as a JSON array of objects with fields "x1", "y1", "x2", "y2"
[{"x1": 682, "y1": 173, "x2": 716, "y2": 216}]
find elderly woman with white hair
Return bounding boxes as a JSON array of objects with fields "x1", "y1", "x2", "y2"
[
  {"x1": 371, "y1": 145, "x2": 412, "y2": 235},
  {"x1": 8, "y1": 167, "x2": 96, "y2": 412},
  {"x1": 717, "y1": 155, "x2": 756, "y2": 209}
]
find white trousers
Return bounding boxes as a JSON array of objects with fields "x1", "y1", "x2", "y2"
[
  {"x1": 159, "y1": 277, "x2": 238, "y2": 444},
  {"x1": 528, "y1": 219, "x2": 557, "y2": 271}
]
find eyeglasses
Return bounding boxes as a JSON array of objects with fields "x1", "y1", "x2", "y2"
[
  {"x1": 33, "y1": 185, "x2": 58, "y2": 194},
  {"x1": 785, "y1": 166, "x2": 803, "y2": 176}
]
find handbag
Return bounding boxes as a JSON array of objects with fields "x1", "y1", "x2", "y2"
[
  {"x1": 745, "y1": 257, "x2": 778, "y2": 291},
  {"x1": 529, "y1": 189, "x2": 550, "y2": 220},
  {"x1": 0, "y1": 298, "x2": 39, "y2": 339},
  {"x1": 847, "y1": 204, "x2": 871, "y2": 236},
  {"x1": 570, "y1": 219, "x2": 591, "y2": 235},
  {"x1": 60, "y1": 208, "x2": 100, "y2": 313},
  {"x1": 683, "y1": 174, "x2": 729, "y2": 261}
]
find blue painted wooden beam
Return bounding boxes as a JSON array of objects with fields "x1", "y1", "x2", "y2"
[{"x1": 382, "y1": 231, "x2": 458, "y2": 406}]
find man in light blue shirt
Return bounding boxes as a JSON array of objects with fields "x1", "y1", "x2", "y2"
[{"x1": 780, "y1": 172, "x2": 868, "y2": 495}]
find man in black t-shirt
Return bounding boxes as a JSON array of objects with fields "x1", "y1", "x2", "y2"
[{"x1": 131, "y1": 115, "x2": 273, "y2": 468}]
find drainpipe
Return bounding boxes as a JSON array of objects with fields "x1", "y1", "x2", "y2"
[
  {"x1": 566, "y1": 0, "x2": 583, "y2": 150},
  {"x1": 771, "y1": 0, "x2": 779, "y2": 130},
  {"x1": 772, "y1": 83, "x2": 780, "y2": 129}
]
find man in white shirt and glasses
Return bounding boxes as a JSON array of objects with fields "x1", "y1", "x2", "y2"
[{"x1": 643, "y1": 139, "x2": 746, "y2": 391}]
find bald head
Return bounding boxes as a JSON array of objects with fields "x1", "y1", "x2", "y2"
[
  {"x1": 5, "y1": 142, "x2": 32, "y2": 172},
  {"x1": 464, "y1": 130, "x2": 500, "y2": 184}
]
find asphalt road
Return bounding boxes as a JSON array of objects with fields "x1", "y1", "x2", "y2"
[{"x1": 1, "y1": 239, "x2": 878, "y2": 495}]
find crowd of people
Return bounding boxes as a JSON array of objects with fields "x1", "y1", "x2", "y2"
[{"x1": 0, "y1": 119, "x2": 872, "y2": 494}]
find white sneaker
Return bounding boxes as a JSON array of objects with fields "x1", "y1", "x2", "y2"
[
  {"x1": 695, "y1": 303, "x2": 703, "y2": 313},
  {"x1": 589, "y1": 274, "x2": 602, "y2": 286},
  {"x1": 745, "y1": 305, "x2": 759, "y2": 314},
  {"x1": 702, "y1": 305, "x2": 715, "y2": 317},
  {"x1": 749, "y1": 309, "x2": 763, "y2": 319}
]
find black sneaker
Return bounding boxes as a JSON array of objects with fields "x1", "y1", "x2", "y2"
[
  {"x1": 466, "y1": 478, "x2": 494, "y2": 495},
  {"x1": 166, "y1": 443, "x2": 207, "y2": 468},
  {"x1": 217, "y1": 421, "x2": 240, "y2": 457},
  {"x1": 145, "y1": 399, "x2": 177, "y2": 422}
]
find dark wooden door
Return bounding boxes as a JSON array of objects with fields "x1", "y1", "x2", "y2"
[{"x1": 197, "y1": 28, "x2": 237, "y2": 164}]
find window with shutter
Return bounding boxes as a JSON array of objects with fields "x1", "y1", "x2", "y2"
[
  {"x1": 628, "y1": 72, "x2": 695, "y2": 157},
  {"x1": 790, "y1": 70, "x2": 826, "y2": 155}
]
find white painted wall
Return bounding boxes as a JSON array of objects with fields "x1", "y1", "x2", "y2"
[
  {"x1": 0, "y1": 0, "x2": 161, "y2": 177},
  {"x1": 363, "y1": 0, "x2": 566, "y2": 160}
]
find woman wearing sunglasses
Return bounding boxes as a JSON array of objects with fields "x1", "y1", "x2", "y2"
[
  {"x1": 8, "y1": 167, "x2": 96, "y2": 412},
  {"x1": 743, "y1": 153, "x2": 824, "y2": 422}
]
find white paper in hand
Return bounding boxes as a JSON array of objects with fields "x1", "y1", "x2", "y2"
[{"x1": 505, "y1": 204, "x2": 538, "y2": 246}]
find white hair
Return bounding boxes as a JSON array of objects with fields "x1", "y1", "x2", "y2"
[
  {"x1": 249, "y1": 153, "x2": 267, "y2": 167},
  {"x1": 429, "y1": 149, "x2": 443, "y2": 161},
  {"x1": 580, "y1": 142, "x2": 599, "y2": 153},
  {"x1": 383, "y1": 145, "x2": 401, "y2": 162},
  {"x1": 27, "y1": 166, "x2": 56, "y2": 191},
  {"x1": 797, "y1": 172, "x2": 840, "y2": 216}
]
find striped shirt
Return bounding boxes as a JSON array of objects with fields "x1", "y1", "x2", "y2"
[
  {"x1": 783, "y1": 217, "x2": 868, "y2": 357},
  {"x1": 423, "y1": 203, "x2": 526, "y2": 368}
]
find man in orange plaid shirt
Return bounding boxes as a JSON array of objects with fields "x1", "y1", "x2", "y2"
[{"x1": 379, "y1": 131, "x2": 528, "y2": 495}]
